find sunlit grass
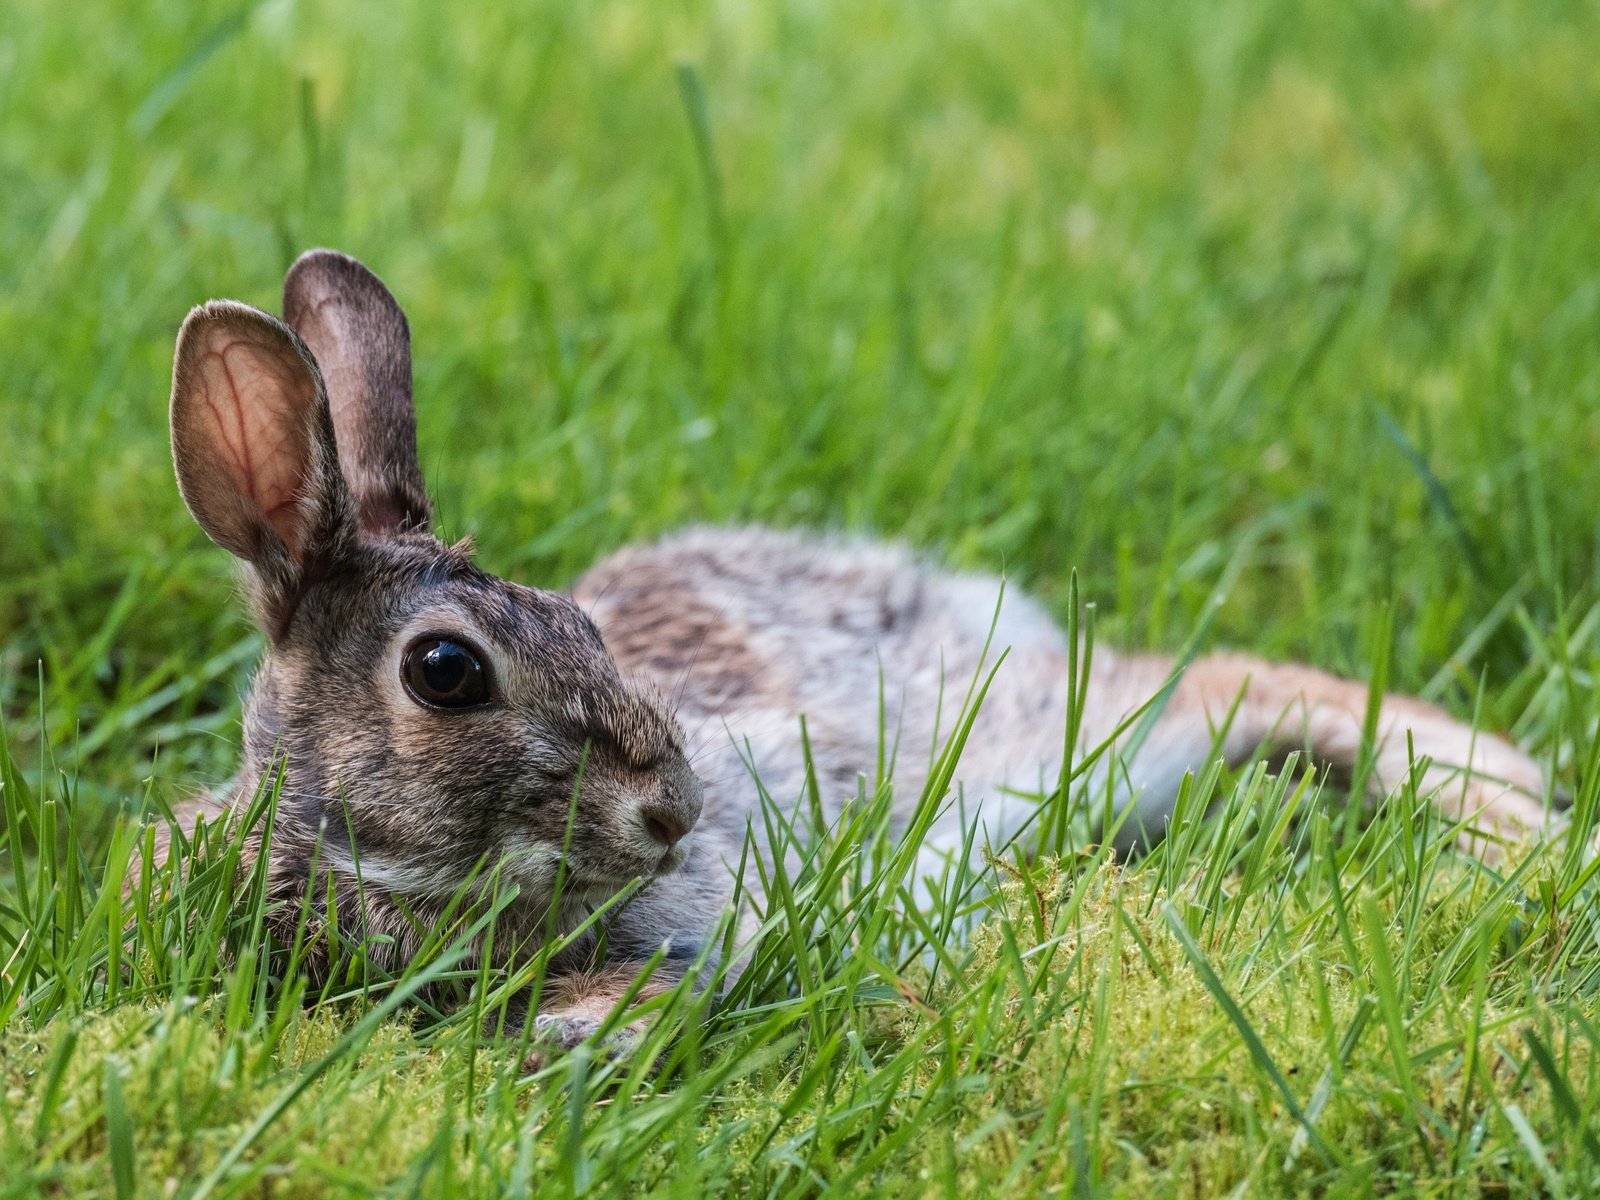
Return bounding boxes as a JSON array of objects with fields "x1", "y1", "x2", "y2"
[{"x1": 3, "y1": 608, "x2": 1599, "y2": 1194}]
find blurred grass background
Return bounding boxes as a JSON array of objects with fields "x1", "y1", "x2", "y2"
[{"x1": 5, "y1": 0, "x2": 1600, "y2": 807}]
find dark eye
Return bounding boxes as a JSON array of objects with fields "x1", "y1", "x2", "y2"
[{"x1": 402, "y1": 637, "x2": 491, "y2": 710}]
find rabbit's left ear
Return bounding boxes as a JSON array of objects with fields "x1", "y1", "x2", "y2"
[
  {"x1": 283, "y1": 249, "x2": 432, "y2": 537},
  {"x1": 170, "y1": 300, "x2": 359, "y2": 637}
]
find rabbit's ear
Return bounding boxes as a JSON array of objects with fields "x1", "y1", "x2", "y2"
[
  {"x1": 282, "y1": 249, "x2": 432, "y2": 537},
  {"x1": 171, "y1": 301, "x2": 358, "y2": 634}
]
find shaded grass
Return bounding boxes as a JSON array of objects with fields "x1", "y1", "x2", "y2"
[{"x1": 5, "y1": 0, "x2": 1600, "y2": 1193}]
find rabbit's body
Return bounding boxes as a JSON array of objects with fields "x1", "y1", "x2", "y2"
[
  {"x1": 164, "y1": 251, "x2": 1555, "y2": 1056},
  {"x1": 580, "y1": 526, "x2": 1549, "y2": 890},
  {"x1": 578, "y1": 526, "x2": 1072, "y2": 860}
]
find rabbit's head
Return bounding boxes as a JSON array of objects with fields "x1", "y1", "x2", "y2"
[{"x1": 170, "y1": 251, "x2": 702, "y2": 911}]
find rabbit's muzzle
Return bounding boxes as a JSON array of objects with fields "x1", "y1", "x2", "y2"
[{"x1": 630, "y1": 757, "x2": 704, "y2": 877}]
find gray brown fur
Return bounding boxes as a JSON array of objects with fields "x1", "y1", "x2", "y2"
[{"x1": 165, "y1": 251, "x2": 1560, "y2": 1043}]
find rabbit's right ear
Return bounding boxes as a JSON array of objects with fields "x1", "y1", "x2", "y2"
[
  {"x1": 282, "y1": 250, "x2": 432, "y2": 537},
  {"x1": 170, "y1": 301, "x2": 358, "y2": 637}
]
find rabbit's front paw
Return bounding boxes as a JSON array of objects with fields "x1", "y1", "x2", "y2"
[
  {"x1": 518, "y1": 964, "x2": 663, "y2": 1072},
  {"x1": 523, "y1": 1011, "x2": 648, "y2": 1072}
]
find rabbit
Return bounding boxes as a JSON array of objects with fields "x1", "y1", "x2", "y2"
[{"x1": 165, "y1": 249, "x2": 1556, "y2": 1053}]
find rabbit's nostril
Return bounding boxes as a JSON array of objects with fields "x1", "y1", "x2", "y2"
[{"x1": 642, "y1": 808, "x2": 689, "y2": 849}]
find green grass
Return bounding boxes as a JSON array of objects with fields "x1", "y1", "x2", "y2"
[{"x1": 5, "y1": 0, "x2": 1600, "y2": 1193}]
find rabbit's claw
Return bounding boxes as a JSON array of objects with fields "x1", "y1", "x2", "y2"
[{"x1": 523, "y1": 1012, "x2": 647, "y2": 1073}]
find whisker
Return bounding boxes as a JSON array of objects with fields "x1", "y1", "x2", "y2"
[{"x1": 571, "y1": 570, "x2": 621, "y2": 614}]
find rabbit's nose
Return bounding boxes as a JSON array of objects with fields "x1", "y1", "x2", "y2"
[{"x1": 641, "y1": 805, "x2": 692, "y2": 849}]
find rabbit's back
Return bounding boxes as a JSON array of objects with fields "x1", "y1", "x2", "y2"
[{"x1": 574, "y1": 526, "x2": 1079, "y2": 844}]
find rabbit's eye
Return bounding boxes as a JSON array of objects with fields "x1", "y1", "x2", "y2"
[{"x1": 402, "y1": 637, "x2": 491, "y2": 710}]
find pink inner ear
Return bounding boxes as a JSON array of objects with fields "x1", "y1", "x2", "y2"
[
  {"x1": 301, "y1": 299, "x2": 368, "y2": 471},
  {"x1": 192, "y1": 333, "x2": 318, "y2": 561}
]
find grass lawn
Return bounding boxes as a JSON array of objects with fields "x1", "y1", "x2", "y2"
[{"x1": 4, "y1": 0, "x2": 1600, "y2": 1194}]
